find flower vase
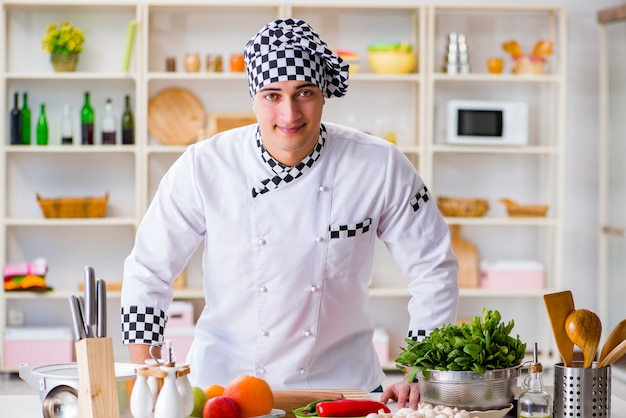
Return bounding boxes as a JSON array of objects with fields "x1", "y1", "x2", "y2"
[{"x1": 50, "y1": 52, "x2": 78, "y2": 72}]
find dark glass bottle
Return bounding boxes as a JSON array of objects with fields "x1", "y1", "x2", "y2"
[
  {"x1": 81, "y1": 91, "x2": 95, "y2": 145},
  {"x1": 101, "y1": 98, "x2": 116, "y2": 145},
  {"x1": 21, "y1": 92, "x2": 31, "y2": 145},
  {"x1": 61, "y1": 105, "x2": 74, "y2": 145},
  {"x1": 121, "y1": 94, "x2": 134, "y2": 145},
  {"x1": 9, "y1": 92, "x2": 21, "y2": 145},
  {"x1": 36, "y1": 103, "x2": 48, "y2": 146}
]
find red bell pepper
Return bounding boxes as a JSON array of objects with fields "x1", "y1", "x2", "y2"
[{"x1": 315, "y1": 399, "x2": 391, "y2": 417}]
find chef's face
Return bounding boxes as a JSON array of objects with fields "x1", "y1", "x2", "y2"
[{"x1": 253, "y1": 79, "x2": 325, "y2": 167}]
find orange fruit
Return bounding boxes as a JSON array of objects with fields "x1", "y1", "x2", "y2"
[
  {"x1": 223, "y1": 375, "x2": 273, "y2": 417},
  {"x1": 204, "y1": 384, "x2": 225, "y2": 400}
]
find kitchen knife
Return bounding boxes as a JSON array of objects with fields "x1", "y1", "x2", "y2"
[
  {"x1": 96, "y1": 278, "x2": 107, "y2": 338},
  {"x1": 84, "y1": 266, "x2": 97, "y2": 337},
  {"x1": 68, "y1": 295, "x2": 87, "y2": 340},
  {"x1": 77, "y1": 295, "x2": 93, "y2": 338}
]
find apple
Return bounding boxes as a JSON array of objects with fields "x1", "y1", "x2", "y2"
[
  {"x1": 190, "y1": 386, "x2": 209, "y2": 417},
  {"x1": 203, "y1": 395, "x2": 241, "y2": 418}
]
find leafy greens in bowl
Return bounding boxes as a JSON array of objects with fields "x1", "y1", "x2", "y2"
[{"x1": 396, "y1": 309, "x2": 527, "y2": 383}]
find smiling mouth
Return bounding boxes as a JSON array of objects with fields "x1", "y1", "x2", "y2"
[{"x1": 278, "y1": 124, "x2": 303, "y2": 134}]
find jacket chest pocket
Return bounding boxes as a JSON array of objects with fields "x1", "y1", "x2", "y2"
[{"x1": 324, "y1": 218, "x2": 373, "y2": 279}]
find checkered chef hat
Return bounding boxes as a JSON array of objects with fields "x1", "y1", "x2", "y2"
[{"x1": 244, "y1": 18, "x2": 349, "y2": 98}]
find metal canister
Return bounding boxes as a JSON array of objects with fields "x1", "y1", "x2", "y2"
[{"x1": 554, "y1": 362, "x2": 611, "y2": 417}]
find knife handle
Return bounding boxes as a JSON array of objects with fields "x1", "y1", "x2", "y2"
[
  {"x1": 68, "y1": 295, "x2": 87, "y2": 340},
  {"x1": 84, "y1": 266, "x2": 97, "y2": 327},
  {"x1": 96, "y1": 278, "x2": 107, "y2": 338}
]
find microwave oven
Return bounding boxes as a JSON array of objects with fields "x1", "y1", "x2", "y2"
[{"x1": 446, "y1": 100, "x2": 528, "y2": 146}]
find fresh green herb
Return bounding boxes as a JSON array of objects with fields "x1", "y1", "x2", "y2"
[{"x1": 396, "y1": 309, "x2": 526, "y2": 382}]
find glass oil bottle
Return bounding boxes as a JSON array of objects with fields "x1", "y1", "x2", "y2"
[{"x1": 518, "y1": 342, "x2": 552, "y2": 418}]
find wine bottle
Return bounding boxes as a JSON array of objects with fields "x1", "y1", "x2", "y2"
[
  {"x1": 21, "y1": 92, "x2": 31, "y2": 145},
  {"x1": 36, "y1": 103, "x2": 48, "y2": 146},
  {"x1": 81, "y1": 91, "x2": 95, "y2": 145},
  {"x1": 101, "y1": 98, "x2": 116, "y2": 145},
  {"x1": 121, "y1": 94, "x2": 134, "y2": 145},
  {"x1": 9, "y1": 92, "x2": 21, "y2": 145},
  {"x1": 61, "y1": 105, "x2": 74, "y2": 145}
]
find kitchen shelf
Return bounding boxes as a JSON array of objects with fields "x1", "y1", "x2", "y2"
[{"x1": 0, "y1": 1, "x2": 565, "y2": 370}]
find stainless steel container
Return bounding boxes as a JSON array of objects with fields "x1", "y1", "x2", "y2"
[
  {"x1": 554, "y1": 361, "x2": 611, "y2": 417},
  {"x1": 19, "y1": 362, "x2": 136, "y2": 418},
  {"x1": 416, "y1": 366, "x2": 520, "y2": 411}
]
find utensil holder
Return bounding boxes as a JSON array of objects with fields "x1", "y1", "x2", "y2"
[
  {"x1": 554, "y1": 361, "x2": 611, "y2": 417},
  {"x1": 76, "y1": 337, "x2": 120, "y2": 418}
]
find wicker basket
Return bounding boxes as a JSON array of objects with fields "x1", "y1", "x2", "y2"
[
  {"x1": 437, "y1": 197, "x2": 489, "y2": 217},
  {"x1": 36, "y1": 193, "x2": 108, "y2": 218},
  {"x1": 499, "y1": 198, "x2": 548, "y2": 218}
]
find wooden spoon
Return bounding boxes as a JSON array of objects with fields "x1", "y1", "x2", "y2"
[
  {"x1": 544, "y1": 291, "x2": 575, "y2": 366},
  {"x1": 598, "y1": 319, "x2": 626, "y2": 365},
  {"x1": 598, "y1": 340, "x2": 626, "y2": 368},
  {"x1": 565, "y1": 308, "x2": 602, "y2": 368}
]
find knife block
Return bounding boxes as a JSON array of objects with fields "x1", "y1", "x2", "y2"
[{"x1": 75, "y1": 337, "x2": 120, "y2": 418}]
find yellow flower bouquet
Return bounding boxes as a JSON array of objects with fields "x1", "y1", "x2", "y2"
[
  {"x1": 41, "y1": 21, "x2": 85, "y2": 55},
  {"x1": 41, "y1": 21, "x2": 85, "y2": 71}
]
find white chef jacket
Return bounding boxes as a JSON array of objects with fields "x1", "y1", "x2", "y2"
[{"x1": 121, "y1": 122, "x2": 458, "y2": 391}]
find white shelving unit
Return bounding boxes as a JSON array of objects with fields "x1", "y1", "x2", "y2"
[
  {"x1": 1, "y1": 1, "x2": 565, "y2": 372},
  {"x1": 425, "y1": 5, "x2": 566, "y2": 365}
]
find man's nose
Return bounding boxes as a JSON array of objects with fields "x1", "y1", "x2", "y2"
[{"x1": 280, "y1": 98, "x2": 301, "y2": 121}]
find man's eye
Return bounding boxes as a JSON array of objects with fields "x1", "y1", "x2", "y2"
[{"x1": 299, "y1": 90, "x2": 313, "y2": 97}]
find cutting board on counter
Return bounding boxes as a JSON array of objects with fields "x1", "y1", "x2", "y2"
[
  {"x1": 450, "y1": 225, "x2": 480, "y2": 288},
  {"x1": 273, "y1": 389, "x2": 370, "y2": 417}
]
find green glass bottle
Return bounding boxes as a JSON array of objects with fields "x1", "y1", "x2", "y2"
[
  {"x1": 121, "y1": 94, "x2": 134, "y2": 145},
  {"x1": 81, "y1": 91, "x2": 95, "y2": 145},
  {"x1": 21, "y1": 92, "x2": 31, "y2": 145},
  {"x1": 36, "y1": 103, "x2": 48, "y2": 146}
]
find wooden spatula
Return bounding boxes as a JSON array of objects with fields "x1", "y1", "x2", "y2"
[{"x1": 544, "y1": 290, "x2": 575, "y2": 366}]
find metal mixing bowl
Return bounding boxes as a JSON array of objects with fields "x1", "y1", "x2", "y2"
[{"x1": 416, "y1": 366, "x2": 521, "y2": 411}]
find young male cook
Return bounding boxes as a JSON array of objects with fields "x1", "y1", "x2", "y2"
[{"x1": 121, "y1": 18, "x2": 459, "y2": 409}]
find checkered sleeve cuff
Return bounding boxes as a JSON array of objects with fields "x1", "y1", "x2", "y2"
[
  {"x1": 121, "y1": 305, "x2": 167, "y2": 345},
  {"x1": 407, "y1": 329, "x2": 432, "y2": 342}
]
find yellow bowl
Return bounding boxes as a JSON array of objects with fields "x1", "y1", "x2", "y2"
[{"x1": 368, "y1": 51, "x2": 417, "y2": 74}]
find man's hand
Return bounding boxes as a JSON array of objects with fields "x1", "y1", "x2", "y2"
[{"x1": 380, "y1": 380, "x2": 420, "y2": 410}]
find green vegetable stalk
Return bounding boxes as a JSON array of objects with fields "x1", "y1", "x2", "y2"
[{"x1": 395, "y1": 309, "x2": 527, "y2": 382}]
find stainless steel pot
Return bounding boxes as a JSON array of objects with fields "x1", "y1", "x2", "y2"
[{"x1": 19, "y1": 362, "x2": 136, "y2": 418}]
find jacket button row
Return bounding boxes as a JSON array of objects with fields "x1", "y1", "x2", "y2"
[
  {"x1": 319, "y1": 186, "x2": 327, "y2": 192},
  {"x1": 310, "y1": 285, "x2": 319, "y2": 292},
  {"x1": 299, "y1": 368, "x2": 306, "y2": 375},
  {"x1": 258, "y1": 238, "x2": 267, "y2": 246},
  {"x1": 260, "y1": 329, "x2": 269, "y2": 337},
  {"x1": 304, "y1": 329, "x2": 313, "y2": 337}
]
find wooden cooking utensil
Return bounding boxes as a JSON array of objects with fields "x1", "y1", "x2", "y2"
[
  {"x1": 598, "y1": 319, "x2": 626, "y2": 365},
  {"x1": 543, "y1": 291, "x2": 575, "y2": 366},
  {"x1": 565, "y1": 308, "x2": 602, "y2": 368},
  {"x1": 598, "y1": 339, "x2": 626, "y2": 368}
]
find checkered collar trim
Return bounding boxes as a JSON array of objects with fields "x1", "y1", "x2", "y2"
[
  {"x1": 244, "y1": 18, "x2": 349, "y2": 98},
  {"x1": 252, "y1": 124, "x2": 327, "y2": 198}
]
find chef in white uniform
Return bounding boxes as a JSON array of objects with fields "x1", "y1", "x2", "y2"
[{"x1": 121, "y1": 18, "x2": 458, "y2": 409}]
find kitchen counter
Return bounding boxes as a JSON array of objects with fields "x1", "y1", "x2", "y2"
[{"x1": 4, "y1": 393, "x2": 626, "y2": 418}]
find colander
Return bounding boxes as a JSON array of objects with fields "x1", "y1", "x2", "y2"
[{"x1": 416, "y1": 365, "x2": 521, "y2": 411}]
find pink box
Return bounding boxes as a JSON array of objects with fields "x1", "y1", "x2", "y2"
[
  {"x1": 480, "y1": 260, "x2": 544, "y2": 290},
  {"x1": 166, "y1": 301, "x2": 195, "y2": 328},
  {"x1": 165, "y1": 326, "x2": 195, "y2": 363},
  {"x1": 4, "y1": 327, "x2": 74, "y2": 370},
  {"x1": 373, "y1": 328, "x2": 389, "y2": 365}
]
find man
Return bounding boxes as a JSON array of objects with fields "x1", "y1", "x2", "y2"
[{"x1": 121, "y1": 18, "x2": 458, "y2": 409}]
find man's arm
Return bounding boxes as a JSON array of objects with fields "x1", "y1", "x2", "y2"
[{"x1": 128, "y1": 343, "x2": 160, "y2": 364}]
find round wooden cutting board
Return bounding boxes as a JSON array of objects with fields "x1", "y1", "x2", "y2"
[{"x1": 148, "y1": 87, "x2": 206, "y2": 145}]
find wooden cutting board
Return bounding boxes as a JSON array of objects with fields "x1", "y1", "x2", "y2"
[
  {"x1": 148, "y1": 87, "x2": 205, "y2": 145},
  {"x1": 450, "y1": 224, "x2": 480, "y2": 288},
  {"x1": 273, "y1": 389, "x2": 370, "y2": 418}
]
